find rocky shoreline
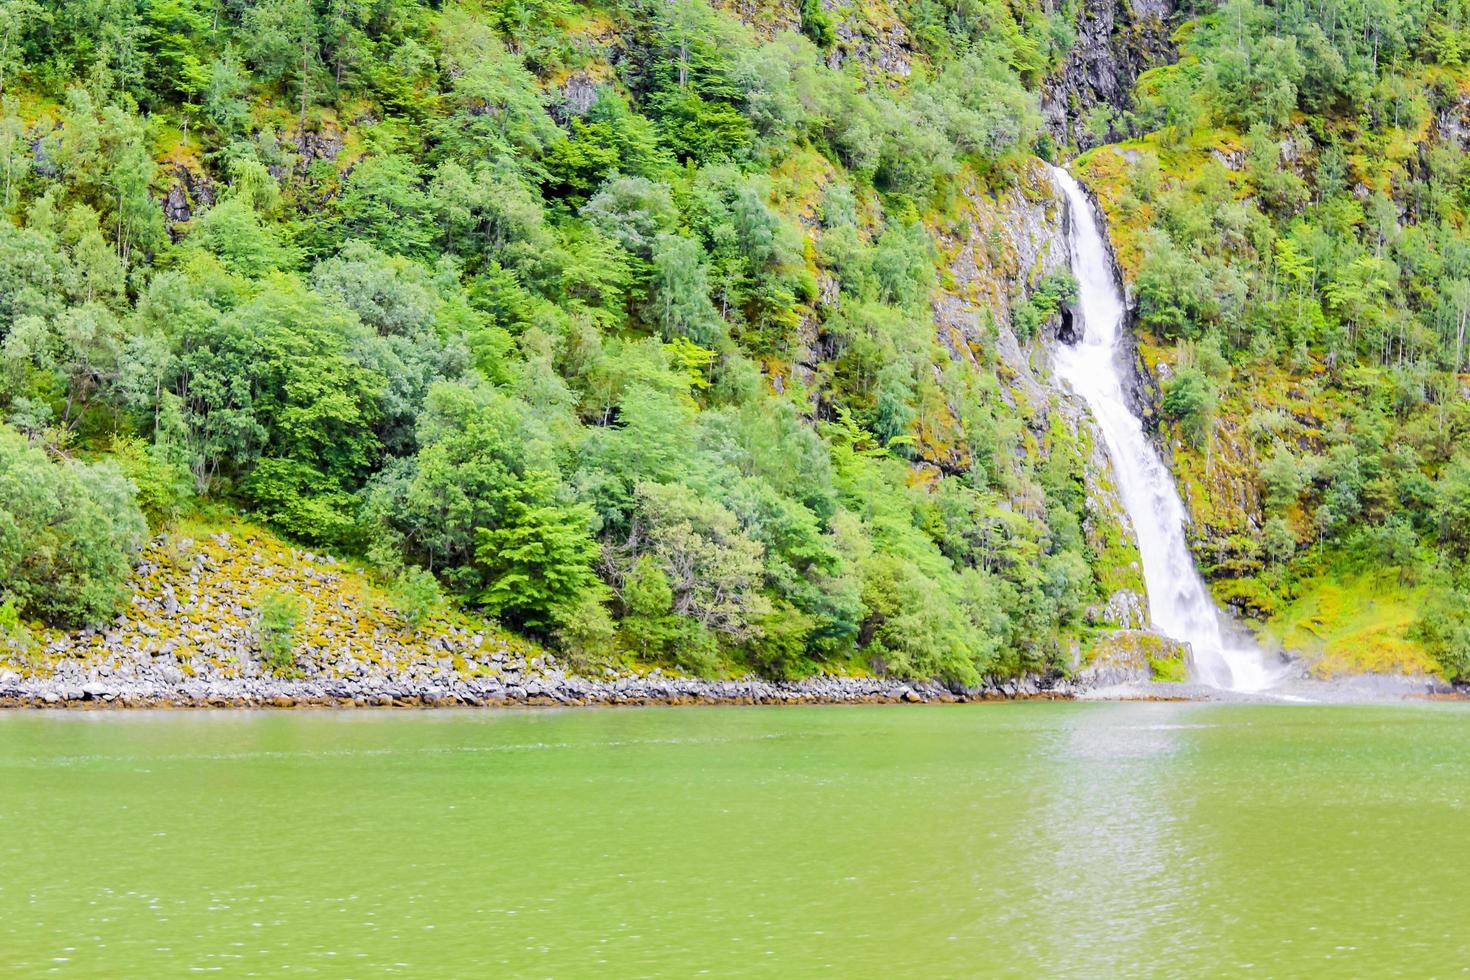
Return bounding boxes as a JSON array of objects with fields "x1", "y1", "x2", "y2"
[
  {"x1": 0, "y1": 527, "x2": 1096, "y2": 710},
  {"x1": 5, "y1": 526, "x2": 1445, "y2": 710},
  {"x1": 0, "y1": 670, "x2": 1088, "y2": 709}
]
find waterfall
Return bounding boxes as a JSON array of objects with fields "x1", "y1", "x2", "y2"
[{"x1": 1048, "y1": 165, "x2": 1276, "y2": 692}]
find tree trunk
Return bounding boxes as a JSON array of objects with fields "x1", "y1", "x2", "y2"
[
  {"x1": 299, "y1": 30, "x2": 311, "y2": 149},
  {"x1": 1457, "y1": 309, "x2": 1467, "y2": 373}
]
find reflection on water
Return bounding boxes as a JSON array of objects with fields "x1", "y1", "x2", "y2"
[
  {"x1": 3, "y1": 703, "x2": 1470, "y2": 976},
  {"x1": 1021, "y1": 705, "x2": 1209, "y2": 977}
]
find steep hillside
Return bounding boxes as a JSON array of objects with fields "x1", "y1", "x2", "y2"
[
  {"x1": 1073, "y1": 0, "x2": 1470, "y2": 680},
  {"x1": 6, "y1": 0, "x2": 1461, "y2": 687},
  {"x1": 0, "y1": 0, "x2": 1155, "y2": 687}
]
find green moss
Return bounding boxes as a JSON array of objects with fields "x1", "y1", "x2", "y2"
[
  {"x1": 1148, "y1": 654, "x2": 1187, "y2": 682},
  {"x1": 1261, "y1": 572, "x2": 1437, "y2": 679}
]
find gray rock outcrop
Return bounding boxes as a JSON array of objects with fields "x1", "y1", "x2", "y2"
[{"x1": 1040, "y1": 0, "x2": 1179, "y2": 152}]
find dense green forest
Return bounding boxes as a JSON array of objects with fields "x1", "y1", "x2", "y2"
[{"x1": 1, "y1": 0, "x2": 1469, "y2": 682}]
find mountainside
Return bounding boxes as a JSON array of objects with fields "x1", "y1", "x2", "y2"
[
  {"x1": 1075, "y1": 0, "x2": 1470, "y2": 679},
  {"x1": 1, "y1": 0, "x2": 1467, "y2": 688}
]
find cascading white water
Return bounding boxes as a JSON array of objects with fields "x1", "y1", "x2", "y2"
[{"x1": 1048, "y1": 165, "x2": 1276, "y2": 692}]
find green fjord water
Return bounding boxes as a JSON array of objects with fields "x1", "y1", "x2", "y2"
[{"x1": 2, "y1": 703, "x2": 1468, "y2": 977}]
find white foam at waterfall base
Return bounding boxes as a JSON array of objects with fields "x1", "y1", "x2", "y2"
[{"x1": 1048, "y1": 164, "x2": 1278, "y2": 693}]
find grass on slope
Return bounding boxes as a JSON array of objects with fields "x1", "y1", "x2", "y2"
[{"x1": 1259, "y1": 572, "x2": 1439, "y2": 679}]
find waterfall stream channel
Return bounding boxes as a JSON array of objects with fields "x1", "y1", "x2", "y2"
[{"x1": 1050, "y1": 165, "x2": 1276, "y2": 692}]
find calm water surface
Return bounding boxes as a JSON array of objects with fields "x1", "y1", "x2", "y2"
[{"x1": 2, "y1": 702, "x2": 1468, "y2": 977}]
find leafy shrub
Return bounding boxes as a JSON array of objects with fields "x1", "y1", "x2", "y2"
[
  {"x1": 750, "y1": 600, "x2": 818, "y2": 680},
  {"x1": 255, "y1": 589, "x2": 306, "y2": 672},
  {"x1": 1260, "y1": 447, "x2": 1305, "y2": 512},
  {"x1": 1011, "y1": 272, "x2": 1077, "y2": 342},
  {"x1": 1134, "y1": 231, "x2": 1210, "y2": 340},
  {"x1": 1149, "y1": 654, "x2": 1187, "y2": 682},
  {"x1": 475, "y1": 471, "x2": 602, "y2": 632},
  {"x1": 109, "y1": 433, "x2": 193, "y2": 526},
  {"x1": 0, "y1": 598, "x2": 37, "y2": 665},
  {"x1": 618, "y1": 554, "x2": 680, "y2": 659},
  {"x1": 0, "y1": 426, "x2": 148, "y2": 626},
  {"x1": 389, "y1": 566, "x2": 443, "y2": 632},
  {"x1": 1435, "y1": 457, "x2": 1470, "y2": 558},
  {"x1": 799, "y1": 0, "x2": 835, "y2": 49},
  {"x1": 1160, "y1": 366, "x2": 1217, "y2": 446},
  {"x1": 552, "y1": 586, "x2": 618, "y2": 670},
  {"x1": 1411, "y1": 591, "x2": 1470, "y2": 681},
  {"x1": 1262, "y1": 516, "x2": 1297, "y2": 566}
]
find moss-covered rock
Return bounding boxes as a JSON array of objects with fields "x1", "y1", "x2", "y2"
[{"x1": 1079, "y1": 629, "x2": 1194, "y2": 685}]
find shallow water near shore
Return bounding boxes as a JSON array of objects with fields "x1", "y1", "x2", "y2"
[{"x1": 3, "y1": 702, "x2": 1469, "y2": 976}]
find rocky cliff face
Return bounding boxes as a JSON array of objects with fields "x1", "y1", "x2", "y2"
[
  {"x1": 713, "y1": 0, "x2": 916, "y2": 82},
  {"x1": 929, "y1": 160, "x2": 1070, "y2": 371},
  {"x1": 927, "y1": 162, "x2": 1151, "y2": 634},
  {"x1": 1041, "y1": 0, "x2": 1178, "y2": 153},
  {"x1": 1076, "y1": 628, "x2": 1192, "y2": 685}
]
